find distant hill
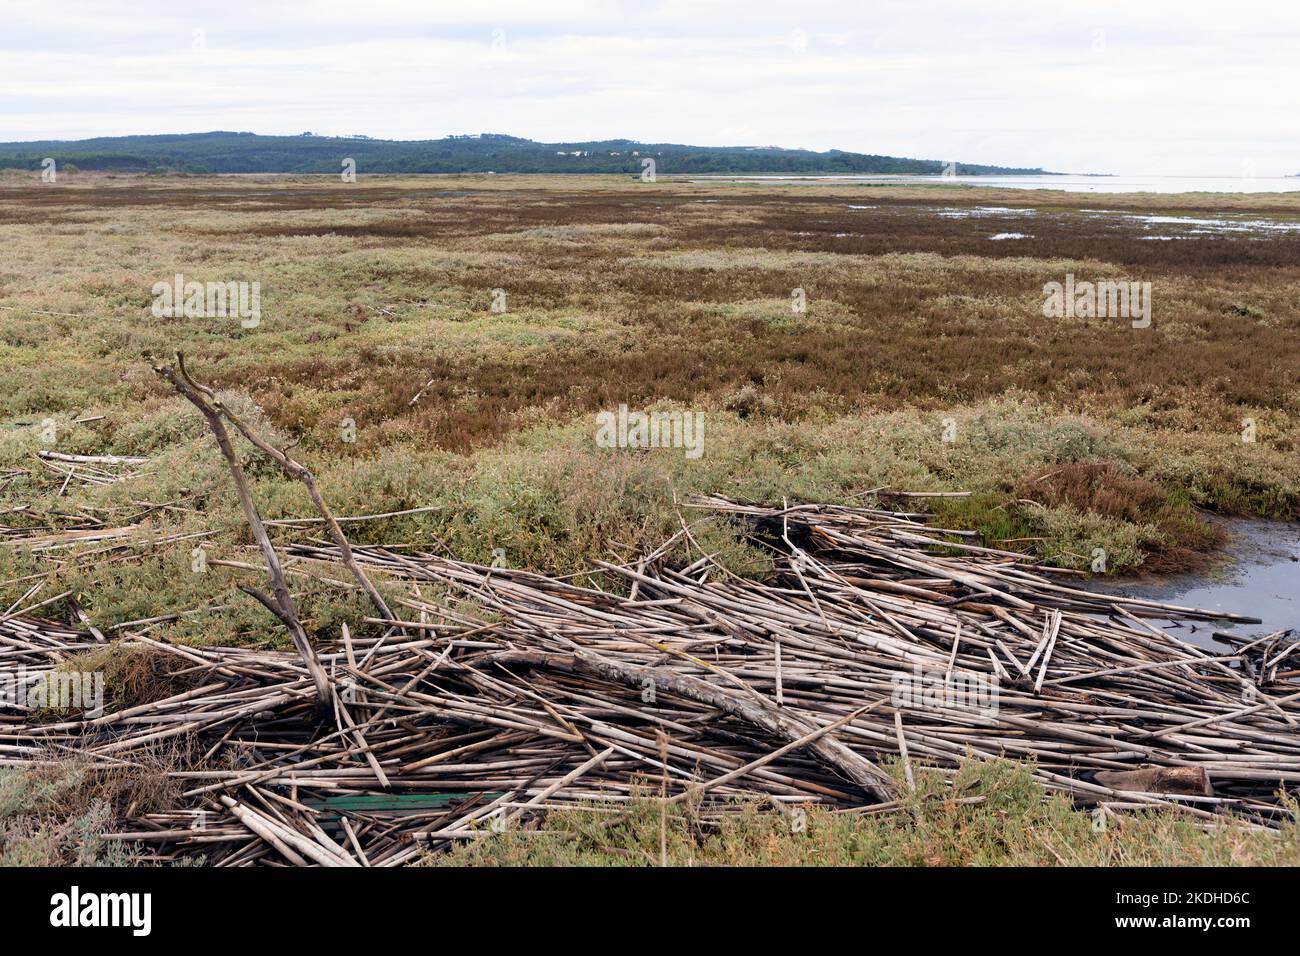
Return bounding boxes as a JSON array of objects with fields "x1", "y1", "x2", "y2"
[{"x1": 0, "y1": 131, "x2": 1052, "y2": 176}]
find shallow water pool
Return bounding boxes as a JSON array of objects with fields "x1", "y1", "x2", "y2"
[
  {"x1": 1086, "y1": 522, "x2": 1300, "y2": 650},
  {"x1": 1087, "y1": 519, "x2": 1299, "y2": 649}
]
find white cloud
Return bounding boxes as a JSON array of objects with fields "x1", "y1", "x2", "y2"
[{"x1": 0, "y1": 0, "x2": 1296, "y2": 174}]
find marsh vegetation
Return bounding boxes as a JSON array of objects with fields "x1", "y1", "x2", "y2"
[{"x1": 1, "y1": 173, "x2": 1297, "y2": 864}]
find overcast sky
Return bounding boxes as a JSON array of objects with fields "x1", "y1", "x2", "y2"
[{"x1": 1, "y1": 0, "x2": 1296, "y2": 176}]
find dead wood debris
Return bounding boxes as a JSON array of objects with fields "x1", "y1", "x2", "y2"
[{"x1": 1, "y1": 495, "x2": 1296, "y2": 865}]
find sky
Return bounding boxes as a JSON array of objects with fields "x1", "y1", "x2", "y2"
[{"x1": 1, "y1": 0, "x2": 1296, "y2": 176}]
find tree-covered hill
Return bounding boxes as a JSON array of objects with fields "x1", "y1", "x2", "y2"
[{"x1": 0, "y1": 131, "x2": 1051, "y2": 176}]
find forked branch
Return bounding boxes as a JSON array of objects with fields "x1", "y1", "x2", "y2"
[{"x1": 154, "y1": 353, "x2": 332, "y2": 705}]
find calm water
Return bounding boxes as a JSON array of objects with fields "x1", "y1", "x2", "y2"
[
  {"x1": 702, "y1": 174, "x2": 1300, "y2": 194},
  {"x1": 875, "y1": 205, "x2": 1300, "y2": 240},
  {"x1": 1087, "y1": 519, "x2": 1300, "y2": 649}
]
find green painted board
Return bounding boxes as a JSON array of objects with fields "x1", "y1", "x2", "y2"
[{"x1": 304, "y1": 792, "x2": 505, "y2": 813}]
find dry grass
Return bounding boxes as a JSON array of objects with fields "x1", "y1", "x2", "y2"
[
  {"x1": 0, "y1": 750, "x2": 187, "y2": 866},
  {"x1": 434, "y1": 759, "x2": 1300, "y2": 867},
  {"x1": 1, "y1": 174, "x2": 1297, "y2": 865},
  {"x1": 0, "y1": 171, "x2": 1297, "y2": 634}
]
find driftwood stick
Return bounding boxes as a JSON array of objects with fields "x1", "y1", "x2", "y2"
[
  {"x1": 177, "y1": 353, "x2": 395, "y2": 626},
  {"x1": 488, "y1": 647, "x2": 896, "y2": 802},
  {"x1": 154, "y1": 355, "x2": 332, "y2": 706},
  {"x1": 671, "y1": 701, "x2": 880, "y2": 803}
]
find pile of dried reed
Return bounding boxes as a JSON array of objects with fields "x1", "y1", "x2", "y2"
[
  {"x1": 2, "y1": 493, "x2": 1295, "y2": 866},
  {"x1": 3, "y1": 355, "x2": 1294, "y2": 866}
]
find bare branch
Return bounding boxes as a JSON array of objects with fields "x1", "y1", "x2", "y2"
[{"x1": 154, "y1": 354, "x2": 332, "y2": 707}]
